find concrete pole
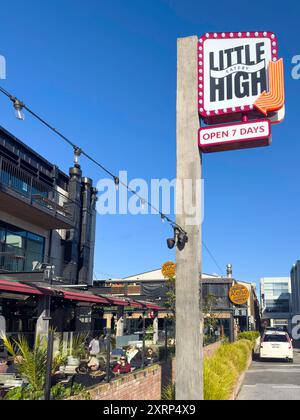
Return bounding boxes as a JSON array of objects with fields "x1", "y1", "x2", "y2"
[
  {"x1": 175, "y1": 36, "x2": 203, "y2": 400},
  {"x1": 153, "y1": 316, "x2": 159, "y2": 345},
  {"x1": 0, "y1": 315, "x2": 6, "y2": 337},
  {"x1": 116, "y1": 308, "x2": 124, "y2": 337},
  {"x1": 104, "y1": 313, "x2": 113, "y2": 330},
  {"x1": 35, "y1": 296, "x2": 50, "y2": 340}
]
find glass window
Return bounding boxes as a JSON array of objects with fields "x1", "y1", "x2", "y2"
[
  {"x1": 25, "y1": 233, "x2": 44, "y2": 271},
  {"x1": 0, "y1": 222, "x2": 45, "y2": 273},
  {"x1": 263, "y1": 335, "x2": 288, "y2": 343},
  {"x1": 0, "y1": 228, "x2": 5, "y2": 244}
]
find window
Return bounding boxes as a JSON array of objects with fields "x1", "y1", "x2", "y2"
[
  {"x1": 263, "y1": 335, "x2": 288, "y2": 343},
  {"x1": 0, "y1": 222, "x2": 45, "y2": 272},
  {"x1": 265, "y1": 299, "x2": 290, "y2": 313}
]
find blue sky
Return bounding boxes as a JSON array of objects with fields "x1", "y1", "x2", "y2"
[{"x1": 0, "y1": 0, "x2": 299, "y2": 287}]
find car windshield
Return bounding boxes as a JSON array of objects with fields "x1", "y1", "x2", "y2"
[{"x1": 263, "y1": 335, "x2": 288, "y2": 343}]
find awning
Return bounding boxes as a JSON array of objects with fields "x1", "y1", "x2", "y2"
[
  {"x1": 0, "y1": 279, "x2": 57, "y2": 296},
  {"x1": 0, "y1": 280, "x2": 161, "y2": 310},
  {"x1": 63, "y1": 290, "x2": 109, "y2": 305}
]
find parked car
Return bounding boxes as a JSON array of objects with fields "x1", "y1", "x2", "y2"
[{"x1": 260, "y1": 331, "x2": 293, "y2": 363}]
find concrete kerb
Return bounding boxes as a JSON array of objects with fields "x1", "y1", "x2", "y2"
[{"x1": 230, "y1": 337, "x2": 261, "y2": 401}]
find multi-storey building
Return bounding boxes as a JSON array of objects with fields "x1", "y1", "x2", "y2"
[
  {"x1": 0, "y1": 126, "x2": 159, "y2": 343},
  {"x1": 0, "y1": 125, "x2": 98, "y2": 339},
  {"x1": 290, "y1": 261, "x2": 300, "y2": 317},
  {"x1": 0, "y1": 125, "x2": 97, "y2": 285},
  {"x1": 260, "y1": 277, "x2": 291, "y2": 329}
]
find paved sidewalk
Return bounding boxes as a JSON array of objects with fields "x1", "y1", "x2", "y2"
[{"x1": 237, "y1": 349, "x2": 300, "y2": 400}]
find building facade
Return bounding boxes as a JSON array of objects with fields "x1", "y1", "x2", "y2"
[
  {"x1": 0, "y1": 126, "x2": 160, "y2": 346},
  {"x1": 291, "y1": 261, "x2": 300, "y2": 317},
  {"x1": 0, "y1": 125, "x2": 98, "y2": 339},
  {"x1": 94, "y1": 268, "x2": 261, "y2": 341},
  {"x1": 260, "y1": 277, "x2": 291, "y2": 329},
  {"x1": 0, "y1": 125, "x2": 97, "y2": 285}
]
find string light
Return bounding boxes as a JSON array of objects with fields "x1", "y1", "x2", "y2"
[
  {"x1": 114, "y1": 176, "x2": 120, "y2": 191},
  {"x1": 0, "y1": 87, "x2": 225, "y2": 268},
  {"x1": 13, "y1": 98, "x2": 25, "y2": 120},
  {"x1": 0, "y1": 86, "x2": 188, "y2": 247},
  {"x1": 74, "y1": 147, "x2": 82, "y2": 165}
]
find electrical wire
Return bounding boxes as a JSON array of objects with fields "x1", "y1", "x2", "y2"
[
  {"x1": 0, "y1": 86, "x2": 186, "y2": 235},
  {"x1": 0, "y1": 86, "x2": 225, "y2": 269},
  {"x1": 202, "y1": 241, "x2": 225, "y2": 276}
]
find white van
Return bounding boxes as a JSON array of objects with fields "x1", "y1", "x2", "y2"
[{"x1": 260, "y1": 331, "x2": 293, "y2": 363}]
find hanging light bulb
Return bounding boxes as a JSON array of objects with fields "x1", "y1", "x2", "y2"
[
  {"x1": 13, "y1": 99, "x2": 25, "y2": 121},
  {"x1": 114, "y1": 176, "x2": 120, "y2": 191},
  {"x1": 74, "y1": 147, "x2": 82, "y2": 165},
  {"x1": 161, "y1": 214, "x2": 166, "y2": 223},
  {"x1": 141, "y1": 199, "x2": 146, "y2": 210}
]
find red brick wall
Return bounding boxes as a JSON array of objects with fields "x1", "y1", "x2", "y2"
[
  {"x1": 71, "y1": 341, "x2": 221, "y2": 400},
  {"x1": 79, "y1": 364, "x2": 162, "y2": 401}
]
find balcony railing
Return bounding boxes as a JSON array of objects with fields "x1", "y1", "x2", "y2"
[{"x1": 0, "y1": 156, "x2": 74, "y2": 224}]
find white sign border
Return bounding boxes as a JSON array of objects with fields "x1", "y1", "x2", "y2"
[
  {"x1": 199, "y1": 119, "x2": 271, "y2": 146},
  {"x1": 198, "y1": 31, "x2": 278, "y2": 118}
]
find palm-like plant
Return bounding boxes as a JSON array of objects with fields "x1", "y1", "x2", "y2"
[
  {"x1": 68, "y1": 333, "x2": 87, "y2": 359},
  {"x1": 1, "y1": 334, "x2": 47, "y2": 399}
]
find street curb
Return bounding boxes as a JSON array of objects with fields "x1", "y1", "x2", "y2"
[
  {"x1": 230, "y1": 353, "x2": 253, "y2": 401},
  {"x1": 230, "y1": 338, "x2": 260, "y2": 401}
]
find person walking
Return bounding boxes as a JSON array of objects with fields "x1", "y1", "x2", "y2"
[{"x1": 88, "y1": 335, "x2": 100, "y2": 357}]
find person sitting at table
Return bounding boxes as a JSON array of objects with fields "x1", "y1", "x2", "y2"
[
  {"x1": 87, "y1": 356, "x2": 100, "y2": 372},
  {"x1": 112, "y1": 356, "x2": 132, "y2": 375}
]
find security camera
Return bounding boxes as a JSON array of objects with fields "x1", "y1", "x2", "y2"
[
  {"x1": 167, "y1": 238, "x2": 176, "y2": 249},
  {"x1": 166, "y1": 228, "x2": 188, "y2": 251},
  {"x1": 177, "y1": 231, "x2": 188, "y2": 251}
]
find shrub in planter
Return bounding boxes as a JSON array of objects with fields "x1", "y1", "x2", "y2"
[
  {"x1": 238, "y1": 331, "x2": 260, "y2": 344},
  {"x1": 161, "y1": 383, "x2": 175, "y2": 400},
  {"x1": 203, "y1": 339, "x2": 253, "y2": 400}
]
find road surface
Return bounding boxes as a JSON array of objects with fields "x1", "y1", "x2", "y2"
[{"x1": 237, "y1": 349, "x2": 300, "y2": 400}]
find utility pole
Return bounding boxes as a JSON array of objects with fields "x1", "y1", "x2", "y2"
[{"x1": 175, "y1": 36, "x2": 203, "y2": 400}]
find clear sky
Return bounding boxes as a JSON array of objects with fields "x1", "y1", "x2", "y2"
[{"x1": 0, "y1": 0, "x2": 299, "y2": 287}]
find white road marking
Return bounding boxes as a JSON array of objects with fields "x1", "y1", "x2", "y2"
[
  {"x1": 243, "y1": 384, "x2": 300, "y2": 389},
  {"x1": 247, "y1": 369, "x2": 300, "y2": 373}
]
